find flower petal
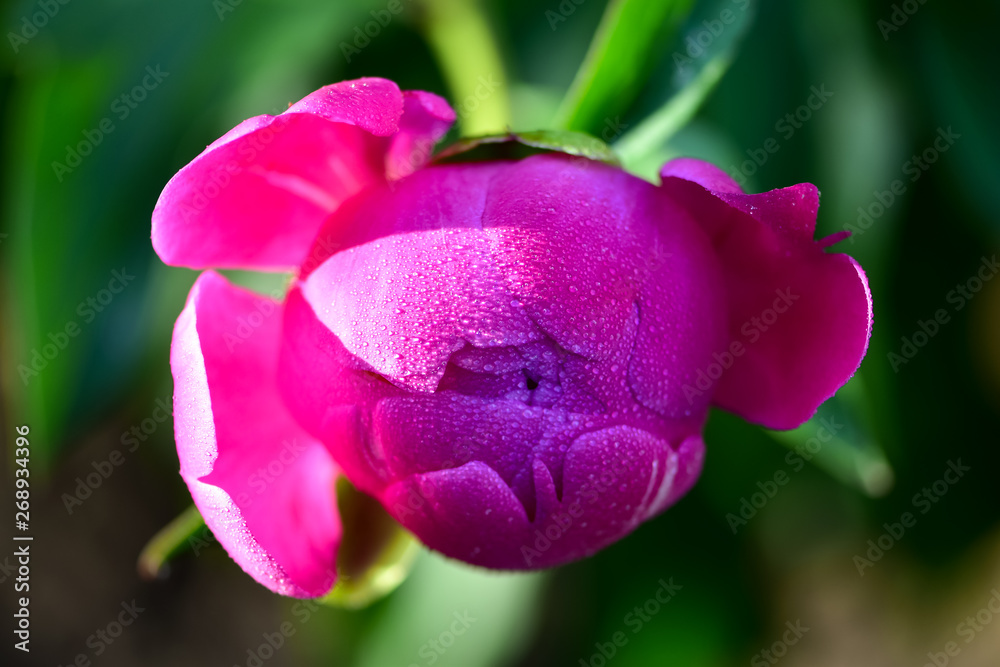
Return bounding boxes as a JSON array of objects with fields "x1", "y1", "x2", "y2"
[
  {"x1": 171, "y1": 271, "x2": 341, "y2": 597},
  {"x1": 660, "y1": 158, "x2": 874, "y2": 429},
  {"x1": 301, "y1": 227, "x2": 542, "y2": 392},
  {"x1": 480, "y1": 155, "x2": 728, "y2": 418},
  {"x1": 278, "y1": 285, "x2": 405, "y2": 496},
  {"x1": 387, "y1": 90, "x2": 456, "y2": 180},
  {"x1": 299, "y1": 162, "x2": 503, "y2": 277},
  {"x1": 152, "y1": 79, "x2": 455, "y2": 271},
  {"x1": 380, "y1": 425, "x2": 693, "y2": 569}
]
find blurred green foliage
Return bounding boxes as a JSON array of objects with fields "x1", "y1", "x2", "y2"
[{"x1": 2, "y1": 0, "x2": 999, "y2": 665}]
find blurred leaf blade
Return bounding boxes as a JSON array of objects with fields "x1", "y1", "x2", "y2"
[
  {"x1": 420, "y1": 0, "x2": 512, "y2": 135},
  {"x1": 768, "y1": 376, "x2": 894, "y2": 498},
  {"x1": 554, "y1": 0, "x2": 695, "y2": 134},
  {"x1": 615, "y1": 49, "x2": 732, "y2": 171}
]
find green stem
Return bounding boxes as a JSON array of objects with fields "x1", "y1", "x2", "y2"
[
  {"x1": 419, "y1": 0, "x2": 511, "y2": 136},
  {"x1": 137, "y1": 504, "x2": 206, "y2": 580}
]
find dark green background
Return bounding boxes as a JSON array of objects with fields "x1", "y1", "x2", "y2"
[{"x1": 2, "y1": 0, "x2": 999, "y2": 665}]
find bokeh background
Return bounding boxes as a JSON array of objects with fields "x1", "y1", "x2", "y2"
[{"x1": 2, "y1": 0, "x2": 999, "y2": 665}]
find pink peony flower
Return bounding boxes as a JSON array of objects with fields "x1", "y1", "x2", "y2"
[{"x1": 153, "y1": 78, "x2": 872, "y2": 596}]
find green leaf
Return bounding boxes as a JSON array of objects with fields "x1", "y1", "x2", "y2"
[
  {"x1": 767, "y1": 376, "x2": 894, "y2": 498},
  {"x1": 615, "y1": 51, "x2": 733, "y2": 171},
  {"x1": 515, "y1": 129, "x2": 621, "y2": 164},
  {"x1": 613, "y1": 0, "x2": 757, "y2": 176},
  {"x1": 435, "y1": 129, "x2": 620, "y2": 165},
  {"x1": 554, "y1": 0, "x2": 695, "y2": 134},
  {"x1": 139, "y1": 482, "x2": 419, "y2": 608}
]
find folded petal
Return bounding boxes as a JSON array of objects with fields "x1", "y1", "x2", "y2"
[
  {"x1": 301, "y1": 227, "x2": 542, "y2": 393},
  {"x1": 171, "y1": 271, "x2": 341, "y2": 597},
  {"x1": 381, "y1": 425, "x2": 696, "y2": 569},
  {"x1": 660, "y1": 158, "x2": 874, "y2": 429},
  {"x1": 153, "y1": 78, "x2": 455, "y2": 271},
  {"x1": 387, "y1": 90, "x2": 457, "y2": 180}
]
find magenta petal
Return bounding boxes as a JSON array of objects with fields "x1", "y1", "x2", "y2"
[
  {"x1": 171, "y1": 271, "x2": 341, "y2": 597},
  {"x1": 660, "y1": 157, "x2": 743, "y2": 194},
  {"x1": 660, "y1": 158, "x2": 874, "y2": 429},
  {"x1": 480, "y1": 155, "x2": 728, "y2": 417},
  {"x1": 381, "y1": 425, "x2": 691, "y2": 569},
  {"x1": 301, "y1": 228, "x2": 541, "y2": 392},
  {"x1": 278, "y1": 285, "x2": 405, "y2": 496},
  {"x1": 299, "y1": 163, "x2": 503, "y2": 277},
  {"x1": 387, "y1": 91, "x2": 456, "y2": 180},
  {"x1": 152, "y1": 78, "x2": 455, "y2": 271}
]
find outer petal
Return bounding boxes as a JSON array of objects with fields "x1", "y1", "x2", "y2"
[
  {"x1": 660, "y1": 158, "x2": 874, "y2": 429},
  {"x1": 299, "y1": 162, "x2": 503, "y2": 277},
  {"x1": 152, "y1": 78, "x2": 454, "y2": 271},
  {"x1": 171, "y1": 271, "x2": 341, "y2": 597}
]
